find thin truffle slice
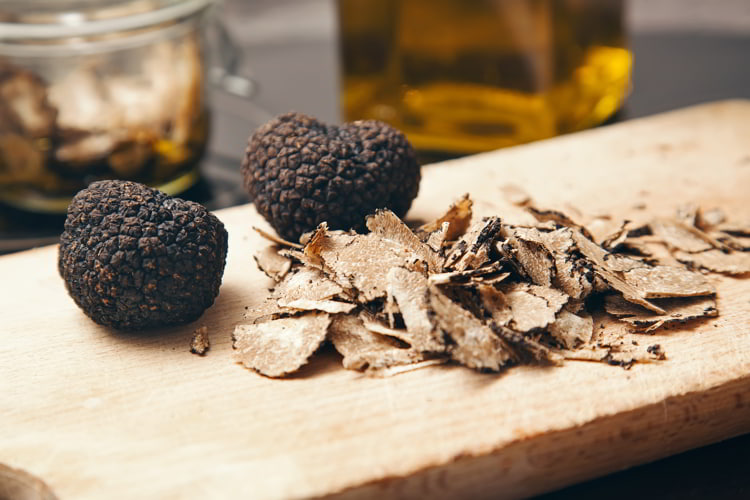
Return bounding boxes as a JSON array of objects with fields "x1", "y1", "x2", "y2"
[
  {"x1": 547, "y1": 310, "x2": 593, "y2": 349},
  {"x1": 674, "y1": 249, "x2": 750, "y2": 275},
  {"x1": 491, "y1": 324, "x2": 557, "y2": 364},
  {"x1": 445, "y1": 217, "x2": 503, "y2": 271},
  {"x1": 501, "y1": 228, "x2": 556, "y2": 287},
  {"x1": 272, "y1": 267, "x2": 343, "y2": 302},
  {"x1": 417, "y1": 193, "x2": 473, "y2": 242},
  {"x1": 716, "y1": 220, "x2": 750, "y2": 237},
  {"x1": 428, "y1": 262, "x2": 508, "y2": 287},
  {"x1": 233, "y1": 313, "x2": 331, "y2": 377},
  {"x1": 386, "y1": 267, "x2": 445, "y2": 352},
  {"x1": 649, "y1": 218, "x2": 716, "y2": 253},
  {"x1": 428, "y1": 288, "x2": 515, "y2": 371},
  {"x1": 604, "y1": 294, "x2": 718, "y2": 331},
  {"x1": 696, "y1": 207, "x2": 727, "y2": 230},
  {"x1": 527, "y1": 205, "x2": 594, "y2": 241},
  {"x1": 424, "y1": 222, "x2": 450, "y2": 253},
  {"x1": 563, "y1": 345, "x2": 659, "y2": 367},
  {"x1": 500, "y1": 282, "x2": 569, "y2": 332},
  {"x1": 277, "y1": 298, "x2": 356, "y2": 314},
  {"x1": 367, "y1": 209, "x2": 442, "y2": 272},
  {"x1": 253, "y1": 226, "x2": 303, "y2": 248},
  {"x1": 478, "y1": 285, "x2": 513, "y2": 327},
  {"x1": 622, "y1": 266, "x2": 716, "y2": 298},
  {"x1": 328, "y1": 315, "x2": 427, "y2": 372},
  {"x1": 569, "y1": 229, "x2": 665, "y2": 314},
  {"x1": 304, "y1": 229, "x2": 417, "y2": 301},
  {"x1": 254, "y1": 246, "x2": 293, "y2": 281},
  {"x1": 711, "y1": 232, "x2": 750, "y2": 251},
  {"x1": 360, "y1": 315, "x2": 414, "y2": 344},
  {"x1": 244, "y1": 266, "x2": 343, "y2": 322},
  {"x1": 540, "y1": 228, "x2": 594, "y2": 300}
]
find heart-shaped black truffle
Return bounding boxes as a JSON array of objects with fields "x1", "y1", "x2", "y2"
[{"x1": 241, "y1": 112, "x2": 421, "y2": 242}]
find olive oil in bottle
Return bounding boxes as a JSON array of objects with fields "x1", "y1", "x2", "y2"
[{"x1": 338, "y1": 0, "x2": 631, "y2": 156}]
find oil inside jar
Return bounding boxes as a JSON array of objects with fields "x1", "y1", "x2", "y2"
[{"x1": 338, "y1": 0, "x2": 631, "y2": 156}]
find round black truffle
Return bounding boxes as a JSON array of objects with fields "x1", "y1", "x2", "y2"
[
  {"x1": 58, "y1": 180, "x2": 228, "y2": 330},
  {"x1": 241, "y1": 112, "x2": 421, "y2": 242}
]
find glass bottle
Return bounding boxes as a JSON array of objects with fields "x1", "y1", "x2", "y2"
[{"x1": 338, "y1": 0, "x2": 631, "y2": 157}]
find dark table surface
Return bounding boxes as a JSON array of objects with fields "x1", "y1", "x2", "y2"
[{"x1": 1, "y1": 12, "x2": 749, "y2": 498}]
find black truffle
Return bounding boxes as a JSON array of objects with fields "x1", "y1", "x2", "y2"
[
  {"x1": 58, "y1": 180, "x2": 228, "y2": 330},
  {"x1": 241, "y1": 112, "x2": 421, "y2": 241}
]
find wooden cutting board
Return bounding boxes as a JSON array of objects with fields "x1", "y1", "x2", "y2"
[{"x1": 2, "y1": 101, "x2": 750, "y2": 500}]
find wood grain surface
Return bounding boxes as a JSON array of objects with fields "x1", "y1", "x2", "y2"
[{"x1": 2, "y1": 101, "x2": 749, "y2": 500}]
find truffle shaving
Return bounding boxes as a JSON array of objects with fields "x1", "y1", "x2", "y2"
[
  {"x1": 527, "y1": 206, "x2": 594, "y2": 241},
  {"x1": 233, "y1": 313, "x2": 331, "y2": 377},
  {"x1": 277, "y1": 298, "x2": 356, "y2": 314},
  {"x1": 445, "y1": 217, "x2": 502, "y2": 271},
  {"x1": 429, "y1": 266, "x2": 509, "y2": 287},
  {"x1": 674, "y1": 250, "x2": 750, "y2": 275},
  {"x1": 622, "y1": 266, "x2": 716, "y2": 298},
  {"x1": 308, "y1": 229, "x2": 421, "y2": 301},
  {"x1": 244, "y1": 267, "x2": 343, "y2": 322},
  {"x1": 425, "y1": 222, "x2": 450, "y2": 252},
  {"x1": 649, "y1": 218, "x2": 716, "y2": 253},
  {"x1": 387, "y1": 267, "x2": 445, "y2": 352},
  {"x1": 712, "y1": 232, "x2": 750, "y2": 251},
  {"x1": 716, "y1": 221, "x2": 750, "y2": 237},
  {"x1": 604, "y1": 294, "x2": 718, "y2": 331},
  {"x1": 696, "y1": 207, "x2": 727, "y2": 230},
  {"x1": 253, "y1": 226, "x2": 303, "y2": 249},
  {"x1": 417, "y1": 193, "x2": 473, "y2": 242},
  {"x1": 600, "y1": 220, "x2": 632, "y2": 250},
  {"x1": 547, "y1": 310, "x2": 594, "y2": 349},
  {"x1": 428, "y1": 288, "x2": 516, "y2": 371},
  {"x1": 569, "y1": 229, "x2": 665, "y2": 313},
  {"x1": 540, "y1": 228, "x2": 595, "y2": 300},
  {"x1": 254, "y1": 246, "x2": 293, "y2": 281},
  {"x1": 501, "y1": 229, "x2": 556, "y2": 287},
  {"x1": 478, "y1": 285, "x2": 514, "y2": 326},
  {"x1": 500, "y1": 283, "x2": 568, "y2": 332},
  {"x1": 366, "y1": 209, "x2": 442, "y2": 272},
  {"x1": 329, "y1": 315, "x2": 427, "y2": 373}
]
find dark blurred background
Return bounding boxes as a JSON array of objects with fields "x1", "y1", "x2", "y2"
[
  {"x1": 2, "y1": 0, "x2": 749, "y2": 253},
  {"x1": 212, "y1": 0, "x2": 750, "y2": 157}
]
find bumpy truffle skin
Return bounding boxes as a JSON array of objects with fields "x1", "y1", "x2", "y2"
[
  {"x1": 58, "y1": 180, "x2": 228, "y2": 330},
  {"x1": 241, "y1": 112, "x2": 421, "y2": 241}
]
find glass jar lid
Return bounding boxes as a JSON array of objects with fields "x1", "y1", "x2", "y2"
[{"x1": 0, "y1": 0, "x2": 212, "y2": 41}]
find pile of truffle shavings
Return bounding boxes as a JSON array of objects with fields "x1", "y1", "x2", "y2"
[{"x1": 232, "y1": 195, "x2": 750, "y2": 378}]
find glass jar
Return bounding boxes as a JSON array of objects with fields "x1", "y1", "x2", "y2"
[
  {"x1": 338, "y1": 0, "x2": 631, "y2": 157},
  {"x1": 0, "y1": 0, "x2": 213, "y2": 213}
]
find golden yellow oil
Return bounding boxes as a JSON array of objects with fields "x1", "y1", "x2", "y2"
[{"x1": 338, "y1": 0, "x2": 632, "y2": 156}]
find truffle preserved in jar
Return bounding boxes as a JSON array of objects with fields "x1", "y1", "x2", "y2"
[{"x1": 0, "y1": 0, "x2": 212, "y2": 213}]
